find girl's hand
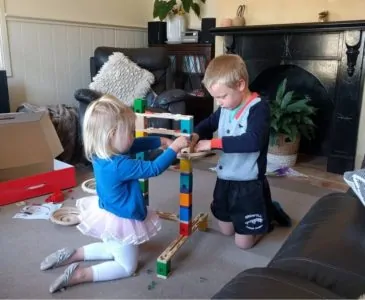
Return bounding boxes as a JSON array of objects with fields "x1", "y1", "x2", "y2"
[
  {"x1": 160, "y1": 137, "x2": 173, "y2": 149},
  {"x1": 195, "y1": 140, "x2": 211, "y2": 152},
  {"x1": 170, "y1": 136, "x2": 190, "y2": 152}
]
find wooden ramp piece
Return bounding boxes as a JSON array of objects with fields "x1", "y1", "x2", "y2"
[{"x1": 156, "y1": 212, "x2": 208, "y2": 279}]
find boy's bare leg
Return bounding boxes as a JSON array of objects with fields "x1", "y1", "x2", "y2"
[
  {"x1": 218, "y1": 220, "x2": 235, "y2": 236},
  {"x1": 234, "y1": 233, "x2": 264, "y2": 250}
]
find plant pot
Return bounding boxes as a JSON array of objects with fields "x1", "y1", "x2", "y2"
[
  {"x1": 166, "y1": 15, "x2": 185, "y2": 43},
  {"x1": 268, "y1": 134, "x2": 300, "y2": 168},
  {"x1": 269, "y1": 134, "x2": 300, "y2": 155}
]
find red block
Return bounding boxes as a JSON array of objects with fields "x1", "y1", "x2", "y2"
[{"x1": 180, "y1": 221, "x2": 192, "y2": 236}]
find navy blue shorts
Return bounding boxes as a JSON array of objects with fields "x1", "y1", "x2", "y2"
[{"x1": 211, "y1": 177, "x2": 273, "y2": 235}]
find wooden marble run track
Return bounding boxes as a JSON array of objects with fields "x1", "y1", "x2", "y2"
[{"x1": 133, "y1": 98, "x2": 209, "y2": 279}]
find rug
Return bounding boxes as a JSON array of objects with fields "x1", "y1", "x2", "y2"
[{"x1": 0, "y1": 167, "x2": 332, "y2": 299}]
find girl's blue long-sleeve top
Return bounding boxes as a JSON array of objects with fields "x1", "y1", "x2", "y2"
[{"x1": 92, "y1": 136, "x2": 177, "y2": 221}]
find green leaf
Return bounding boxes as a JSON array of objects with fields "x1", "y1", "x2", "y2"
[
  {"x1": 280, "y1": 91, "x2": 295, "y2": 109},
  {"x1": 200, "y1": 0, "x2": 206, "y2": 3},
  {"x1": 286, "y1": 99, "x2": 310, "y2": 113},
  {"x1": 153, "y1": 0, "x2": 177, "y2": 20},
  {"x1": 275, "y1": 78, "x2": 287, "y2": 104},
  {"x1": 191, "y1": 2, "x2": 201, "y2": 17},
  {"x1": 182, "y1": 0, "x2": 192, "y2": 13}
]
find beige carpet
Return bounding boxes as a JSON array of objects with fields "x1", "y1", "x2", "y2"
[{"x1": 0, "y1": 165, "x2": 333, "y2": 299}]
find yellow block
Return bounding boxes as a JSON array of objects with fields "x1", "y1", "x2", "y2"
[
  {"x1": 180, "y1": 159, "x2": 192, "y2": 173},
  {"x1": 135, "y1": 130, "x2": 147, "y2": 137},
  {"x1": 180, "y1": 193, "x2": 192, "y2": 207}
]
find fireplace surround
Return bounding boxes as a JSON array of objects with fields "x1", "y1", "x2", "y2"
[{"x1": 211, "y1": 20, "x2": 365, "y2": 174}]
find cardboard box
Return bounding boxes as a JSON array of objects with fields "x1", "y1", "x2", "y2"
[
  {"x1": 0, "y1": 160, "x2": 77, "y2": 206},
  {"x1": 0, "y1": 112, "x2": 77, "y2": 206},
  {"x1": 0, "y1": 111, "x2": 63, "y2": 181}
]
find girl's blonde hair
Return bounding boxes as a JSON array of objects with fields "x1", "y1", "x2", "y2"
[
  {"x1": 202, "y1": 54, "x2": 249, "y2": 89},
  {"x1": 82, "y1": 94, "x2": 136, "y2": 161}
]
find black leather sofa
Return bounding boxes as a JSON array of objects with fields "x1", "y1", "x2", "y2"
[
  {"x1": 212, "y1": 187, "x2": 365, "y2": 299},
  {"x1": 74, "y1": 46, "x2": 214, "y2": 134}
]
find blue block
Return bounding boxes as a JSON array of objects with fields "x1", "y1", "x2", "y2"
[
  {"x1": 179, "y1": 205, "x2": 192, "y2": 222},
  {"x1": 136, "y1": 152, "x2": 145, "y2": 160},
  {"x1": 180, "y1": 119, "x2": 193, "y2": 134},
  {"x1": 180, "y1": 173, "x2": 193, "y2": 193}
]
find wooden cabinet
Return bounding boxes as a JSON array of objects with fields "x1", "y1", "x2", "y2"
[{"x1": 149, "y1": 43, "x2": 214, "y2": 93}]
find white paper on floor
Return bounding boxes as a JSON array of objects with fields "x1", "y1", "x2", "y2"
[{"x1": 13, "y1": 203, "x2": 63, "y2": 220}]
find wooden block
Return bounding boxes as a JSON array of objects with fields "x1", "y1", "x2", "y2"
[
  {"x1": 180, "y1": 118, "x2": 194, "y2": 134},
  {"x1": 156, "y1": 210, "x2": 179, "y2": 222},
  {"x1": 198, "y1": 213, "x2": 208, "y2": 231},
  {"x1": 142, "y1": 128, "x2": 191, "y2": 137},
  {"x1": 180, "y1": 221, "x2": 192, "y2": 236},
  {"x1": 179, "y1": 205, "x2": 192, "y2": 222},
  {"x1": 180, "y1": 173, "x2": 193, "y2": 193},
  {"x1": 133, "y1": 98, "x2": 146, "y2": 113},
  {"x1": 139, "y1": 179, "x2": 149, "y2": 193},
  {"x1": 136, "y1": 115, "x2": 146, "y2": 130},
  {"x1": 180, "y1": 159, "x2": 192, "y2": 173},
  {"x1": 143, "y1": 192, "x2": 149, "y2": 206},
  {"x1": 136, "y1": 112, "x2": 193, "y2": 121},
  {"x1": 180, "y1": 193, "x2": 192, "y2": 207},
  {"x1": 136, "y1": 152, "x2": 145, "y2": 160},
  {"x1": 156, "y1": 213, "x2": 207, "y2": 265},
  {"x1": 156, "y1": 259, "x2": 171, "y2": 278},
  {"x1": 135, "y1": 130, "x2": 147, "y2": 137}
]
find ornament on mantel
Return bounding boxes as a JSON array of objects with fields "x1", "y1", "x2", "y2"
[
  {"x1": 318, "y1": 11, "x2": 329, "y2": 22},
  {"x1": 232, "y1": 4, "x2": 246, "y2": 26}
]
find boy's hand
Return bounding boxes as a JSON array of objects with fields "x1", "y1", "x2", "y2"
[
  {"x1": 190, "y1": 133, "x2": 199, "y2": 152},
  {"x1": 160, "y1": 137, "x2": 173, "y2": 149},
  {"x1": 195, "y1": 140, "x2": 211, "y2": 152},
  {"x1": 170, "y1": 136, "x2": 190, "y2": 153}
]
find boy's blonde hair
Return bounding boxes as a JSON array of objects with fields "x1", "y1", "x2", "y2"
[
  {"x1": 82, "y1": 94, "x2": 136, "y2": 161},
  {"x1": 202, "y1": 54, "x2": 249, "y2": 89}
]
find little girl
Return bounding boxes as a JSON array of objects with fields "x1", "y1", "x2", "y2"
[{"x1": 40, "y1": 95, "x2": 189, "y2": 293}]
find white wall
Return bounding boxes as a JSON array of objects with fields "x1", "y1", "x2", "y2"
[
  {"x1": 5, "y1": 0, "x2": 153, "y2": 28},
  {"x1": 4, "y1": 0, "x2": 152, "y2": 110}
]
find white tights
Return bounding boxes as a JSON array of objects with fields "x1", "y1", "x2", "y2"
[{"x1": 83, "y1": 241, "x2": 139, "y2": 282}]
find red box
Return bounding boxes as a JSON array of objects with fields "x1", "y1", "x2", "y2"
[{"x1": 0, "y1": 160, "x2": 77, "y2": 206}]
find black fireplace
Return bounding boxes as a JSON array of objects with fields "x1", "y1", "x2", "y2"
[{"x1": 211, "y1": 20, "x2": 365, "y2": 174}]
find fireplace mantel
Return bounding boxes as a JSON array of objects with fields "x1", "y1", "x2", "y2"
[
  {"x1": 210, "y1": 20, "x2": 365, "y2": 35},
  {"x1": 209, "y1": 20, "x2": 365, "y2": 174}
]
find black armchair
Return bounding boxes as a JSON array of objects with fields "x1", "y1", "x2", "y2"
[{"x1": 74, "y1": 46, "x2": 214, "y2": 135}]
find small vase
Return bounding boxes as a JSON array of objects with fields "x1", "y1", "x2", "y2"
[{"x1": 166, "y1": 15, "x2": 185, "y2": 43}]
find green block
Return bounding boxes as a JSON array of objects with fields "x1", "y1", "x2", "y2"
[
  {"x1": 133, "y1": 98, "x2": 146, "y2": 113},
  {"x1": 156, "y1": 260, "x2": 171, "y2": 277},
  {"x1": 136, "y1": 152, "x2": 145, "y2": 160},
  {"x1": 143, "y1": 192, "x2": 149, "y2": 206},
  {"x1": 139, "y1": 179, "x2": 149, "y2": 193}
]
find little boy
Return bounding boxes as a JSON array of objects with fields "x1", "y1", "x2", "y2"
[{"x1": 192, "y1": 54, "x2": 290, "y2": 249}]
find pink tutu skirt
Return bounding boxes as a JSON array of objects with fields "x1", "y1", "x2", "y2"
[{"x1": 76, "y1": 196, "x2": 161, "y2": 245}]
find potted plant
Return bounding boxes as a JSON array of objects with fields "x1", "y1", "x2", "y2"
[
  {"x1": 153, "y1": 0, "x2": 206, "y2": 42},
  {"x1": 268, "y1": 78, "x2": 317, "y2": 167}
]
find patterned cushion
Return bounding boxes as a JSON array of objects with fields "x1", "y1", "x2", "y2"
[{"x1": 89, "y1": 52, "x2": 155, "y2": 107}]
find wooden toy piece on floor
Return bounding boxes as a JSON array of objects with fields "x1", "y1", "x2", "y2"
[
  {"x1": 50, "y1": 207, "x2": 80, "y2": 226},
  {"x1": 156, "y1": 213, "x2": 208, "y2": 279},
  {"x1": 81, "y1": 178, "x2": 97, "y2": 194}
]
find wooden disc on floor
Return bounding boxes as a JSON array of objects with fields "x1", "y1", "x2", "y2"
[
  {"x1": 50, "y1": 207, "x2": 81, "y2": 226},
  {"x1": 81, "y1": 178, "x2": 97, "y2": 194}
]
